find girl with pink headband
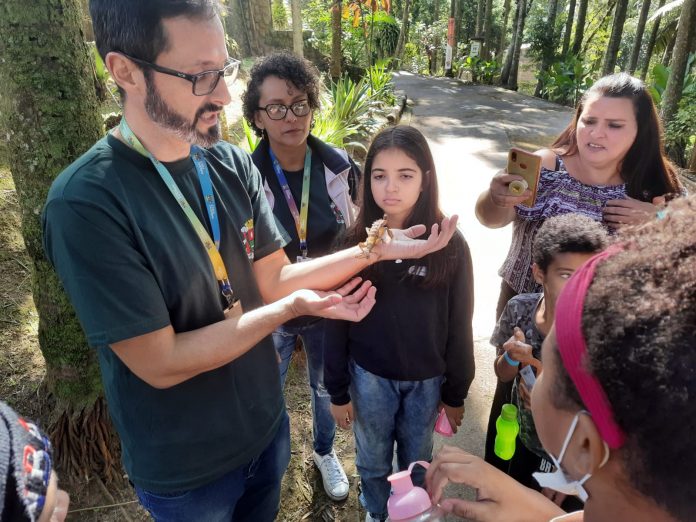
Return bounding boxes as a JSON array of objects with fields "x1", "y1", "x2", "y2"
[{"x1": 425, "y1": 194, "x2": 696, "y2": 522}]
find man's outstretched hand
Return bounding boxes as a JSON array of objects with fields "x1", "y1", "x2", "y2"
[
  {"x1": 372, "y1": 215, "x2": 459, "y2": 262},
  {"x1": 287, "y1": 277, "x2": 376, "y2": 322}
]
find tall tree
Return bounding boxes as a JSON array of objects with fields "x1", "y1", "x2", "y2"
[
  {"x1": 482, "y1": 0, "x2": 494, "y2": 57},
  {"x1": 602, "y1": 0, "x2": 629, "y2": 74},
  {"x1": 534, "y1": 0, "x2": 561, "y2": 97},
  {"x1": 561, "y1": 0, "x2": 577, "y2": 56},
  {"x1": 640, "y1": 0, "x2": 666, "y2": 78},
  {"x1": 433, "y1": 0, "x2": 441, "y2": 72},
  {"x1": 501, "y1": 0, "x2": 522, "y2": 85},
  {"x1": 395, "y1": 0, "x2": 412, "y2": 61},
  {"x1": 661, "y1": 32, "x2": 677, "y2": 66},
  {"x1": 331, "y1": 0, "x2": 342, "y2": 78},
  {"x1": 476, "y1": 0, "x2": 486, "y2": 35},
  {"x1": 0, "y1": 0, "x2": 120, "y2": 481},
  {"x1": 508, "y1": 0, "x2": 533, "y2": 89},
  {"x1": 496, "y1": 0, "x2": 513, "y2": 57},
  {"x1": 571, "y1": 0, "x2": 588, "y2": 54},
  {"x1": 662, "y1": 0, "x2": 696, "y2": 129},
  {"x1": 291, "y1": 0, "x2": 304, "y2": 57},
  {"x1": 628, "y1": 0, "x2": 652, "y2": 73}
]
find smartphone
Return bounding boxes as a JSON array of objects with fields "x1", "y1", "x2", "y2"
[
  {"x1": 519, "y1": 365, "x2": 536, "y2": 391},
  {"x1": 507, "y1": 148, "x2": 542, "y2": 207}
]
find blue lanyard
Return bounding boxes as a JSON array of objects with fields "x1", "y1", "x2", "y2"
[
  {"x1": 268, "y1": 146, "x2": 312, "y2": 258},
  {"x1": 191, "y1": 146, "x2": 221, "y2": 249}
]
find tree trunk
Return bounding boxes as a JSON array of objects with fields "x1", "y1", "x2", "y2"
[
  {"x1": 496, "y1": 0, "x2": 513, "y2": 58},
  {"x1": 501, "y1": 0, "x2": 522, "y2": 84},
  {"x1": 534, "y1": 0, "x2": 561, "y2": 97},
  {"x1": 291, "y1": 0, "x2": 304, "y2": 57},
  {"x1": 433, "y1": 0, "x2": 441, "y2": 72},
  {"x1": 571, "y1": 0, "x2": 588, "y2": 54},
  {"x1": 561, "y1": 0, "x2": 577, "y2": 56},
  {"x1": 662, "y1": 0, "x2": 696, "y2": 127},
  {"x1": 640, "y1": 0, "x2": 665, "y2": 79},
  {"x1": 476, "y1": 0, "x2": 486, "y2": 35},
  {"x1": 331, "y1": 0, "x2": 342, "y2": 78},
  {"x1": 0, "y1": 0, "x2": 120, "y2": 481},
  {"x1": 482, "y1": 0, "x2": 494, "y2": 58},
  {"x1": 395, "y1": 0, "x2": 411, "y2": 61},
  {"x1": 628, "y1": 0, "x2": 652, "y2": 74},
  {"x1": 602, "y1": 0, "x2": 628, "y2": 74},
  {"x1": 661, "y1": 31, "x2": 677, "y2": 66},
  {"x1": 509, "y1": 0, "x2": 532, "y2": 90}
]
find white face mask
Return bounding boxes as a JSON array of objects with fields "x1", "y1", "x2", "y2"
[{"x1": 533, "y1": 410, "x2": 610, "y2": 502}]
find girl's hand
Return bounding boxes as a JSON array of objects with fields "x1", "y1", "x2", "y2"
[
  {"x1": 439, "y1": 402, "x2": 465, "y2": 434},
  {"x1": 330, "y1": 402, "x2": 354, "y2": 430},
  {"x1": 502, "y1": 328, "x2": 535, "y2": 365},
  {"x1": 603, "y1": 196, "x2": 665, "y2": 228},
  {"x1": 288, "y1": 278, "x2": 376, "y2": 322},
  {"x1": 488, "y1": 170, "x2": 532, "y2": 208},
  {"x1": 425, "y1": 446, "x2": 565, "y2": 522},
  {"x1": 372, "y1": 215, "x2": 459, "y2": 261}
]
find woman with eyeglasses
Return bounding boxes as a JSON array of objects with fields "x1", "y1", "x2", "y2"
[{"x1": 241, "y1": 51, "x2": 361, "y2": 503}]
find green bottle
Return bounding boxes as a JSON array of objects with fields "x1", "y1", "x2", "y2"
[{"x1": 494, "y1": 403, "x2": 519, "y2": 460}]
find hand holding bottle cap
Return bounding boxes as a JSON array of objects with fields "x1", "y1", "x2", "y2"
[
  {"x1": 508, "y1": 179, "x2": 528, "y2": 195},
  {"x1": 434, "y1": 408, "x2": 453, "y2": 437}
]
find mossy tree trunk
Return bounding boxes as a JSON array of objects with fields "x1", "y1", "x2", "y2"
[
  {"x1": 0, "y1": 0, "x2": 120, "y2": 481},
  {"x1": 602, "y1": 0, "x2": 628, "y2": 75}
]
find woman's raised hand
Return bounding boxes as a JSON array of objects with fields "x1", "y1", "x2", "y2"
[{"x1": 489, "y1": 170, "x2": 533, "y2": 208}]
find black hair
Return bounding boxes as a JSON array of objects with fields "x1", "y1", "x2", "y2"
[
  {"x1": 241, "y1": 51, "x2": 321, "y2": 137},
  {"x1": 551, "y1": 195, "x2": 696, "y2": 521},
  {"x1": 89, "y1": 0, "x2": 221, "y2": 96},
  {"x1": 551, "y1": 73, "x2": 683, "y2": 201},
  {"x1": 532, "y1": 213, "x2": 609, "y2": 272},
  {"x1": 342, "y1": 125, "x2": 459, "y2": 287}
]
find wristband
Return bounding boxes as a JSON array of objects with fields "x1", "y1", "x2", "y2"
[{"x1": 503, "y1": 352, "x2": 520, "y2": 367}]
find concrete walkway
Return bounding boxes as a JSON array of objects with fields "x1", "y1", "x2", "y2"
[{"x1": 391, "y1": 72, "x2": 573, "y2": 504}]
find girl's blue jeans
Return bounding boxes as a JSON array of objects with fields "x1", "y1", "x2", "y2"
[{"x1": 350, "y1": 360, "x2": 443, "y2": 520}]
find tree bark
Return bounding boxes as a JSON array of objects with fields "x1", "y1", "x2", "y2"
[
  {"x1": 571, "y1": 0, "x2": 588, "y2": 54},
  {"x1": 0, "y1": 0, "x2": 120, "y2": 481},
  {"x1": 508, "y1": 0, "x2": 532, "y2": 90},
  {"x1": 433, "y1": 0, "x2": 441, "y2": 72},
  {"x1": 640, "y1": 0, "x2": 665, "y2": 79},
  {"x1": 395, "y1": 0, "x2": 411, "y2": 61},
  {"x1": 476, "y1": 0, "x2": 486, "y2": 35},
  {"x1": 662, "y1": 0, "x2": 696, "y2": 126},
  {"x1": 331, "y1": 0, "x2": 342, "y2": 78},
  {"x1": 628, "y1": 0, "x2": 652, "y2": 74},
  {"x1": 561, "y1": 0, "x2": 577, "y2": 56},
  {"x1": 501, "y1": 0, "x2": 522, "y2": 84},
  {"x1": 496, "y1": 0, "x2": 513, "y2": 58},
  {"x1": 602, "y1": 0, "x2": 628, "y2": 74},
  {"x1": 534, "y1": 0, "x2": 561, "y2": 97},
  {"x1": 291, "y1": 0, "x2": 304, "y2": 57},
  {"x1": 661, "y1": 31, "x2": 677, "y2": 67},
  {"x1": 482, "y1": 0, "x2": 494, "y2": 58}
]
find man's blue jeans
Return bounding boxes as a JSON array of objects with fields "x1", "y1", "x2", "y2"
[
  {"x1": 134, "y1": 412, "x2": 290, "y2": 522},
  {"x1": 272, "y1": 319, "x2": 335, "y2": 456},
  {"x1": 350, "y1": 361, "x2": 442, "y2": 520}
]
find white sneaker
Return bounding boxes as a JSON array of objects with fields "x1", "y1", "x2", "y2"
[{"x1": 313, "y1": 449, "x2": 349, "y2": 501}]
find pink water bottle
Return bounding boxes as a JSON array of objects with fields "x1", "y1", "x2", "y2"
[{"x1": 386, "y1": 461, "x2": 446, "y2": 521}]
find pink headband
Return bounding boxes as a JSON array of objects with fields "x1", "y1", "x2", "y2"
[{"x1": 555, "y1": 245, "x2": 627, "y2": 449}]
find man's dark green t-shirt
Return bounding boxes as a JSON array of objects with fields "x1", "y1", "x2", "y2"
[{"x1": 42, "y1": 134, "x2": 289, "y2": 493}]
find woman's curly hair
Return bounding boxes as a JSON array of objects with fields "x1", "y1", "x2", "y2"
[
  {"x1": 553, "y1": 195, "x2": 696, "y2": 521},
  {"x1": 241, "y1": 51, "x2": 321, "y2": 137}
]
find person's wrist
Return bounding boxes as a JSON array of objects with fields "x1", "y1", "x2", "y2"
[{"x1": 503, "y1": 351, "x2": 520, "y2": 367}]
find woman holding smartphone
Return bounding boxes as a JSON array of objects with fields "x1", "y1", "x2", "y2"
[{"x1": 476, "y1": 72, "x2": 683, "y2": 472}]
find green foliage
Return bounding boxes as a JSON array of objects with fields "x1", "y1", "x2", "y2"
[
  {"x1": 458, "y1": 56, "x2": 500, "y2": 84},
  {"x1": 537, "y1": 54, "x2": 598, "y2": 106},
  {"x1": 240, "y1": 118, "x2": 261, "y2": 153},
  {"x1": 272, "y1": 0, "x2": 289, "y2": 30},
  {"x1": 367, "y1": 60, "x2": 396, "y2": 105},
  {"x1": 372, "y1": 11, "x2": 400, "y2": 60},
  {"x1": 647, "y1": 63, "x2": 670, "y2": 105}
]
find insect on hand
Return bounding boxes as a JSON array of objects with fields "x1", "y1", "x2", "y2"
[{"x1": 356, "y1": 214, "x2": 392, "y2": 259}]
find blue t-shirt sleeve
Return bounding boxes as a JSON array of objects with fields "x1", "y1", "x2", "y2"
[{"x1": 42, "y1": 198, "x2": 171, "y2": 347}]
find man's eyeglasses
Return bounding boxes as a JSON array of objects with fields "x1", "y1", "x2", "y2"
[
  {"x1": 122, "y1": 53, "x2": 240, "y2": 96},
  {"x1": 257, "y1": 100, "x2": 311, "y2": 120}
]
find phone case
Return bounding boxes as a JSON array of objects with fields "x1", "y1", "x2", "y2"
[{"x1": 507, "y1": 148, "x2": 542, "y2": 207}]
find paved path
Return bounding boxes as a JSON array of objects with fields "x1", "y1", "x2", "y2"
[{"x1": 391, "y1": 72, "x2": 573, "y2": 505}]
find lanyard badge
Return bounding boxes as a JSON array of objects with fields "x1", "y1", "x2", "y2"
[
  {"x1": 269, "y1": 146, "x2": 312, "y2": 261},
  {"x1": 118, "y1": 118, "x2": 240, "y2": 313}
]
